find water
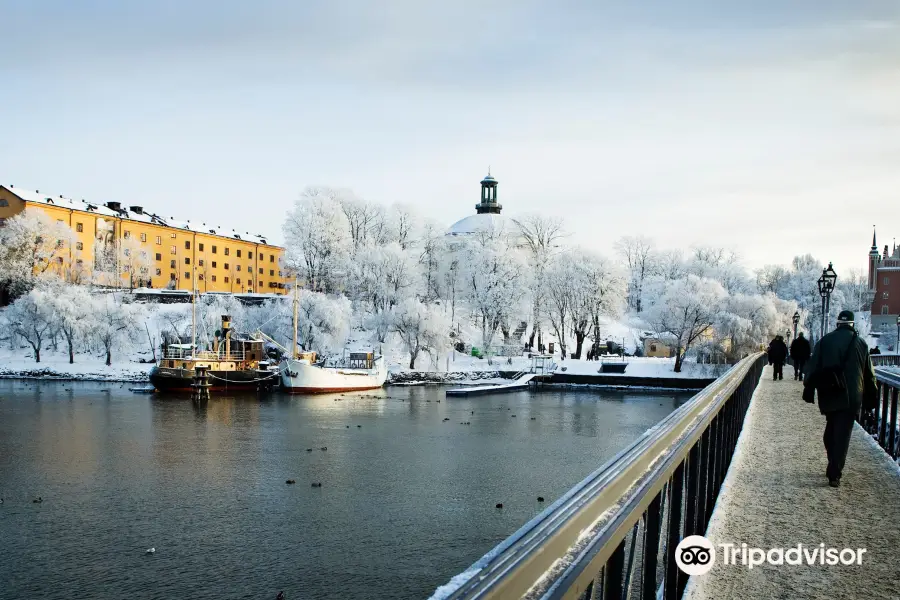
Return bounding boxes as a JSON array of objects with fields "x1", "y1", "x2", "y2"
[{"x1": 0, "y1": 380, "x2": 694, "y2": 600}]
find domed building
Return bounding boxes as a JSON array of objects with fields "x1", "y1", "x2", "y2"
[{"x1": 447, "y1": 172, "x2": 513, "y2": 238}]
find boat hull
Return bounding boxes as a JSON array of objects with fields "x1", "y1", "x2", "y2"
[
  {"x1": 280, "y1": 357, "x2": 387, "y2": 394},
  {"x1": 149, "y1": 366, "x2": 279, "y2": 392}
]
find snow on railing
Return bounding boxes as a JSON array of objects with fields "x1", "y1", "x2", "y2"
[{"x1": 862, "y1": 367, "x2": 900, "y2": 463}]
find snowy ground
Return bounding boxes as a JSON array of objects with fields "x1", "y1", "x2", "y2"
[
  {"x1": 554, "y1": 357, "x2": 730, "y2": 379},
  {"x1": 0, "y1": 350, "x2": 155, "y2": 382}
]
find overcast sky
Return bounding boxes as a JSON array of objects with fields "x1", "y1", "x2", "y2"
[{"x1": 3, "y1": 0, "x2": 899, "y2": 275}]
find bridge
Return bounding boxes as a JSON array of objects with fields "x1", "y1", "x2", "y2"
[{"x1": 431, "y1": 353, "x2": 900, "y2": 600}]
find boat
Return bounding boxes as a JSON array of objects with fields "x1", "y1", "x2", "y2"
[
  {"x1": 148, "y1": 291, "x2": 279, "y2": 392},
  {"x1": 277, "y1": 280, "x2": 387, "y2": 394}
]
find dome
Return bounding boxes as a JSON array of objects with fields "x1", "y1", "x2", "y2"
[{"x1": 446, "y1": 213, "x2": 509, "y2": 237}]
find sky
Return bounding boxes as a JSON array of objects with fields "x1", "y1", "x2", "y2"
[{"x1": 3, "y1": 0, "x2": 900, "y2": 276}]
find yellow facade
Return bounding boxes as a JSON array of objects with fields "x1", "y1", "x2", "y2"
[{"x1": 0, "y1": 185, "x2": 287, "y2": 294}]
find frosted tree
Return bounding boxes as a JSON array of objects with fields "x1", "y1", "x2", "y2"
[
  {"x1": 0, "y1": 211, "x2": 76, "y2": 297},
  {"x1": 48, "y1": 283, "x2": 92, "y2": 363},
  {"x1": 282, "y1": 186, "x2": 352, "y2": 292},
  {"x1": 645, "y1": 275, "x2": 727, "y2": 372},
  {"x1": 543, "y1": 257, "x2": 574, "y2": 358},
  {"x1": 514, "y1": 214, "x2": 566, "y2": 349},
  {"x1": 91, "y1": 294, "x2": 140, "y2": 366},
  {"x1": 614, "y1": 235, "x2": 656, "y2": 313},
  {"x1": 119, "y1": 236, "x2": 153, "y2": 289},
  {"x1": 351, "y1": 242, "x2": 420, "y2": 342},
  {"x1": 418, "y1": 220, "x2": 447, "y2": 303},
  {"x1": 687, "y1": 246, "x2": 748, "y2": 295},
  {"x1": 463, "y1": 235, "x2": 530, "y2": 351},
  {"x1": 297, "y1": 290, "x2": 351, "y2": 355},
  {"x1": 717, "y1": 293, "x2": 797, "y2": 359},
  {"x1": 388, "y1": 204, "x2": 420, "y2": 251},
  {"x1": 569, "y1": 252, "x2": 627, "y2": 359},
  {"x1": 338, "y1": 192, "x2": 388, "y2": 251},
  {"x1": 755, "y1": 264, "x2": 790, "y2": 296},
  {"x1": 392, "y1": 298, "x2": 450, "y2": 369},
  {"x1": 4, "y1": 286, "x2": 58, "y2": 362}
]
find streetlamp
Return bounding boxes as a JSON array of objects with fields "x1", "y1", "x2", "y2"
[
  {"x1": 817, "y1": 263, "x2": 837, "y2": 339},
  {"x1": 792, "y1": 311, "x2": 800, "y2": 341}
]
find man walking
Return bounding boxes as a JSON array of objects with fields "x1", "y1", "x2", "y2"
[
  {"x1": 790, "y1": 332, "x2": 811, "y2": 381},
  {"x1": 802, "y1": 311, "x2": 878, "y2": 487},
  {"x1": 767, "y1": 335, "x2": 788, "y2": 381}
]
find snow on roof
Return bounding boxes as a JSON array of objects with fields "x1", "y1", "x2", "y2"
[
  {"x1": 3, "y1": 184, "x2": 277, "y2": 247},
  {"x1": 446, "y1": 213, "x2": 509, "y2": 236}
]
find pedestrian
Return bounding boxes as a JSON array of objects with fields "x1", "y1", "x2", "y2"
[
  {"x1": 802, "y1": 310, "x2": 878, "y2": 488},
  {"x1": 789, "y1": 332, "x2": 811, "y2": 381},
  {"x1": 767, "y1": 335, "x2": 788, "y2": 381}
]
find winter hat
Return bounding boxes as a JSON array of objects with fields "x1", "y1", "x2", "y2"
[{"x1": 836, "y1": 310, "x2": 855, "y2": 324}]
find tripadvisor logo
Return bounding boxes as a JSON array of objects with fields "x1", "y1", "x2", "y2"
[{"x1": 675, "y1": 536, "x2": 868, "y2": 575}]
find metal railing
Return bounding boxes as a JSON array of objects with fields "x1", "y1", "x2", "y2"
[
  {"x1": 163, "y1": 349, "x2": 246, "y2": 361},
  {"x1": 432, "y1": 353, "x2": 765, "y2": 600},
  {"x1": 871, "y1": 354, "x2": 900, "y2": 368},
  {"x1": 860, "y1": 367, "x2": 900, "y2": 461}
]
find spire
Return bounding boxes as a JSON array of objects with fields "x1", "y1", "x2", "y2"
[{"x1": 873, "y1": 226, "x2": 877, "y2": 249}]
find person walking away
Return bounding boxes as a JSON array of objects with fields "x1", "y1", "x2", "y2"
[
  {"x1": 790, "y1": 332, "x2": 812, "y2": 381},
  {"x1": 767, "y1": 335, "x2": 788, "y2": 380},
  {"x1": 802, "y1": 311, "x2": 878, "y2": 487}
]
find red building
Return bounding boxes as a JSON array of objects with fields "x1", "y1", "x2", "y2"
[{"x1": 868, "y1": 229, "x2": 900, "y2": 336}]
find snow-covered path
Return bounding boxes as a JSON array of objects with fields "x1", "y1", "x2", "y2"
[{"x1": 686, "y1": 366, "x2": 900, "y2": 600}]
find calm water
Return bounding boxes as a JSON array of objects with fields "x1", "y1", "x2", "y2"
[{"x1": 0, "y1": 380, "x2": 693, "y2": 600}]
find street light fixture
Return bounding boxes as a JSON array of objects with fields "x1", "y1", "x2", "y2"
[
  {"x1": 792, "y1": 311, "x2": 800, "y2": 341},
  {"x1": 817, "y1": 263, "x2": 837, "y2": 339}
]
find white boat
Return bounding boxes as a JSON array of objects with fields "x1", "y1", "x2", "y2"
[
  {"x1": 280, "y1": 352, "x2": 387, "y2": 394},
  {"x1": 275, "y1": 278, "x2": 387, "y2": 394}
]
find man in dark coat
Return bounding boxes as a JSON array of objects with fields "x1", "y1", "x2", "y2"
[
  {"x1": 803, "y1": 310, "x2": 878, "y2": 487},
  {"x1": 789, "y1": 332, "x2": 812, "y2": 381},
  {"x1": 767, "y1": 335, "x2": 788, "y2": 381}
]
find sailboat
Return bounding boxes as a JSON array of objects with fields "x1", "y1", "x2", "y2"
[{"x1": 278, "y1": 281, "x2": 387, "y2": 394}]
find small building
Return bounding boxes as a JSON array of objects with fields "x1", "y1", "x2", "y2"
[{"x1": 642, "y1": 334, "x2": 677, "y2": 358}]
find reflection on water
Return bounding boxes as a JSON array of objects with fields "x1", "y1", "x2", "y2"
[{"x1": 0, "y1": 380, "x2": 693, "y2": 600}]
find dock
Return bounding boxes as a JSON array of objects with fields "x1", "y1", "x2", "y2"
[{"x1": 445, "y1": 373, "x2": 537, "y2": 397}]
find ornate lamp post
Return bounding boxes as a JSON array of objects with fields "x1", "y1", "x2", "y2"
[
  {"x1": 817, "y1": 263, "x2": 837, "y2": 338},
  {"x1": 792, "y1": 311, "x2": 800, "y2": 341}
]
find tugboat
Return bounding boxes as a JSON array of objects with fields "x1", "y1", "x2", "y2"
[
  {"x1": 277, "y1": 281, "x2": 387, "y2": 393},
  {"x1": 149, "y1": 314, "x2": 279, "y2": 392}
]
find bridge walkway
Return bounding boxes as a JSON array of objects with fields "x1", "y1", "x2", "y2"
[{"x1": 686, "y1": 365, "x2": 900, "y2": 600}]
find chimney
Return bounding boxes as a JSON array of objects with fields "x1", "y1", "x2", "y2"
[
  {"x1": 106, "y1": 201, "x2": 122, "y2": 211},
  {"x1": 129, "y1": 206, "x2": 143, "y2": 214}
]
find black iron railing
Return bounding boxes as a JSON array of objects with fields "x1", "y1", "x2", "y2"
[
  {"x1": 871, "y1": 355, "x2": 900, "y2": 368},
  {"x1": 431, "y1": 353, "x2": 766, "y2": 600},
  {"x1": 861, "y1": 367, "x2": 900, "y2": 461}
]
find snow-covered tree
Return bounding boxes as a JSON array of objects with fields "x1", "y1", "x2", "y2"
[
  {"x1": 92, "y1": 294, "x2": 140, "y2": 366},
  {"x1": 418, "y1": 220, "x2": 447, "y2": 303},
  {"x1": 614, "y1": 235, "x2": 656, "y2": 313},
  {"x1": 296, "y1": 290, "x2": 351, "y2": 355},
  {"x1": 4, "y1": 286, "x2": 58, "y2": 362},
  {"x1": 755, "y1": 264, "x2": 790, "y2": 296},
  {"x1": 392, "y1": 298, "x2": 450, "y2": 369},
  {"x1": 462, "y1": 235, "x2": 530, "y2": 351},
  {"x1": 515, "y1": 214, "x2": 566, "y2": 348},
  {"x1": 283, "y1": 187, "x2": 352, "y2": 292},
  {"x1": 48, "y1": 283, "x2": 93, "y2": 363},
  {"x1": 569, "y1": 252, "x2": 627, "y2": 359},
  {"x1": 645, "y1": 275, "x2": 727, "y2": 372},
  {"x1": 0, "y1": 211, "x2": 76, "y2": 297},
  {"x1": 388, "y1": 204, "x2": 420, "y2": 251},
  {"x1": 351, "y1": 242, "x2": 420, "y2": 342},
  {"x1": 338, "y1": 192, "x2": 389, "y2": 252},
  {"x1": 119, "y1": 236, "x2": 153, "y2": 289},
  {"x1": 687, "y1": 246, "x2": 748, "y2": 295},
  {"x1": 544, "y1": 257, "x2": 575, "y2": 358}
]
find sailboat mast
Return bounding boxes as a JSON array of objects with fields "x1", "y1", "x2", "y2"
[
  {"x1": 292, "y1": 277, "x2": 299, "y2": 359},
  {"x1": 191, "y1": 267, "x2": 197, "y2": 358}
]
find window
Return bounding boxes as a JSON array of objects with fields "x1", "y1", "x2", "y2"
[
  {"x1": 212, "y1": 245, "x2": 217, "y2": 254},
  {"x1": 170, "y1": 273, "x2": 176, "y2": 280},
  {"x1": 884, "y1": 292, "x2": 889, "y2": 300},
  {"x1": 198, "y1": 274, "x2": 204, "y2": 281},
  {"x1": 199, "y1": 259, "x2": 204, "y2": 267},
  {"x1": 236, "y1": 278, "x2": 241, "y2": 285},
  {"x1": 155, "y1": 268, "x2": 161, "y2": 276},
  {"x1": 171, "y1": 233, "x2": 176, "y2": 239},
  {"x1": 124, "y1": 231, "x2": 131, "y2": 239},
  {"x1": 184, "y1": 257, "x2": 190, "y2": 265},
  {"x1": 224, "y1": 263, "x2": 230, "y2": 270},
  {"x1": 170, "y1": 245, "x2": 176, "y2": 255},
  {"x1": 237, "y1": 249, "x2": 242, "y2": 258},
  {"x1": 0, "y1": 199, "x2": 7, "y2": 207},
  {"x1": 212, "y1": 261, "x2": 217, "y2": 268},
  {"x1": 270, "y1": 255, "x2": 274, "y2": 263},
  {"x1": 257, "y1": 267, "x2": 262, "y2": 274},
  {"x1": 76, "y1": 259, "x2": 83, "y2": 266},
  {"x1": 236, "y1": 265, "x2": 241, "y2": 271},
  {"x1": 883, "y1": 306, "x2": 890, "y2": 315},
  {"x1": 140, "y1": 233, "x2": 147, "y2": 242},
  {"x1": 76, "y1": 242, "x2": 83, "y2": 250},
  {"x1": 184, "y1": 272, "x2": 190, "y2": 279},
  {"x1": 248, "y1": 252, "x2": 253, "y2": 259},
  {"x1": 156, "y1": 253, "x2": 161, "y2": 261},
  {"x1": 225, "y1": 277, "x2": 230, "y2": 283},
  {"x1": 156, "y1": 236, "x2": 161, "y2": 245},
  {"x1": 885, "y1": 277, "x2": 890, "y2": 286},
  {"x1": 260, "y1": 281, "x2": 264, "y2": 288},
  {"x1": 124, "y1": 248, "x2": 131, "y2": 257},
  {"x1": 170, "y1": 260, "x2": 176, "y2": 268},
  {"x1": 76, "y1": 222, "x2": 83, "y2": 232},
  {"x1": 270, "y1": 270, "x2": 274, "y2": 276},
  {"x1": 278, "y1": 271, "x2": 282, "y2": 277},
  {"x1": 650, "y1": 344, "x2": 657, "y2": 352},
  {"x1": 225, "y1": 247, "x2": 230, "y2": 256},
  {"x1": 199, "y1": 243, "x2": 204, "y2": 252},
  {"x1": 185, "y1": 241, "x2": 191, "y2": 250}
]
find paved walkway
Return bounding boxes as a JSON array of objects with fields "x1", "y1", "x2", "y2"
[{"x1": 686, "y1": 365, "x2": 900, "y2": 600}]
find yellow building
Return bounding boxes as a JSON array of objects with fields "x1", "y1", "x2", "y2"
[{"x1": 0, "y1": 184, "x2": 287, "y2": 294}]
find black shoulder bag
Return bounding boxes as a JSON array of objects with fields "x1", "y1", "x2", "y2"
[{"x1": 813, "y1": 332, "x2": 857, "y2": 407}]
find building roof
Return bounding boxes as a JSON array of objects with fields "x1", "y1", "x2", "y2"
[
  {"x1": 3, "y1": 184, "x2": 278, "y2": 247},
  {"x1": 446, "y1": 213, "x2": 510, "y2": 236}
]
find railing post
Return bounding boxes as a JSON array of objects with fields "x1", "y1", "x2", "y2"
[
  {"x1": 664, "y1": 465, "x2": 685, "y2": 600},
  {"x1": 879, "y1": 383, "x2": 889, "y2": 447},
  {"x1": 696, "y1": 428, "x2": 710, "y2": 532},
  {"x1": 889, "y1": 388, "x2": 899, "y2": 459},
  {"x1": 602, "y1": 539, "x2": 626, "y2": 600},
  {"x1": 642, "y1": 492, "x2": 662, "y2": 600},
  {"x1": 684, "y1": 444, "x2": 700, "y2": 537}
]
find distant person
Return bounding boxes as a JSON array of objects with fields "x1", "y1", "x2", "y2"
[
  {"x1": 790, "y1": 332, "x2": 812, "y2": 381},
  {"x1": 767, "y1": 335, "x2": 788, "y2": 381},
  {"x1": 871, "y1": 346, "x2": 881, "y2": 355},
  {"x1": 803, "y1": 311, "x2": 878, "y2": 488}
]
